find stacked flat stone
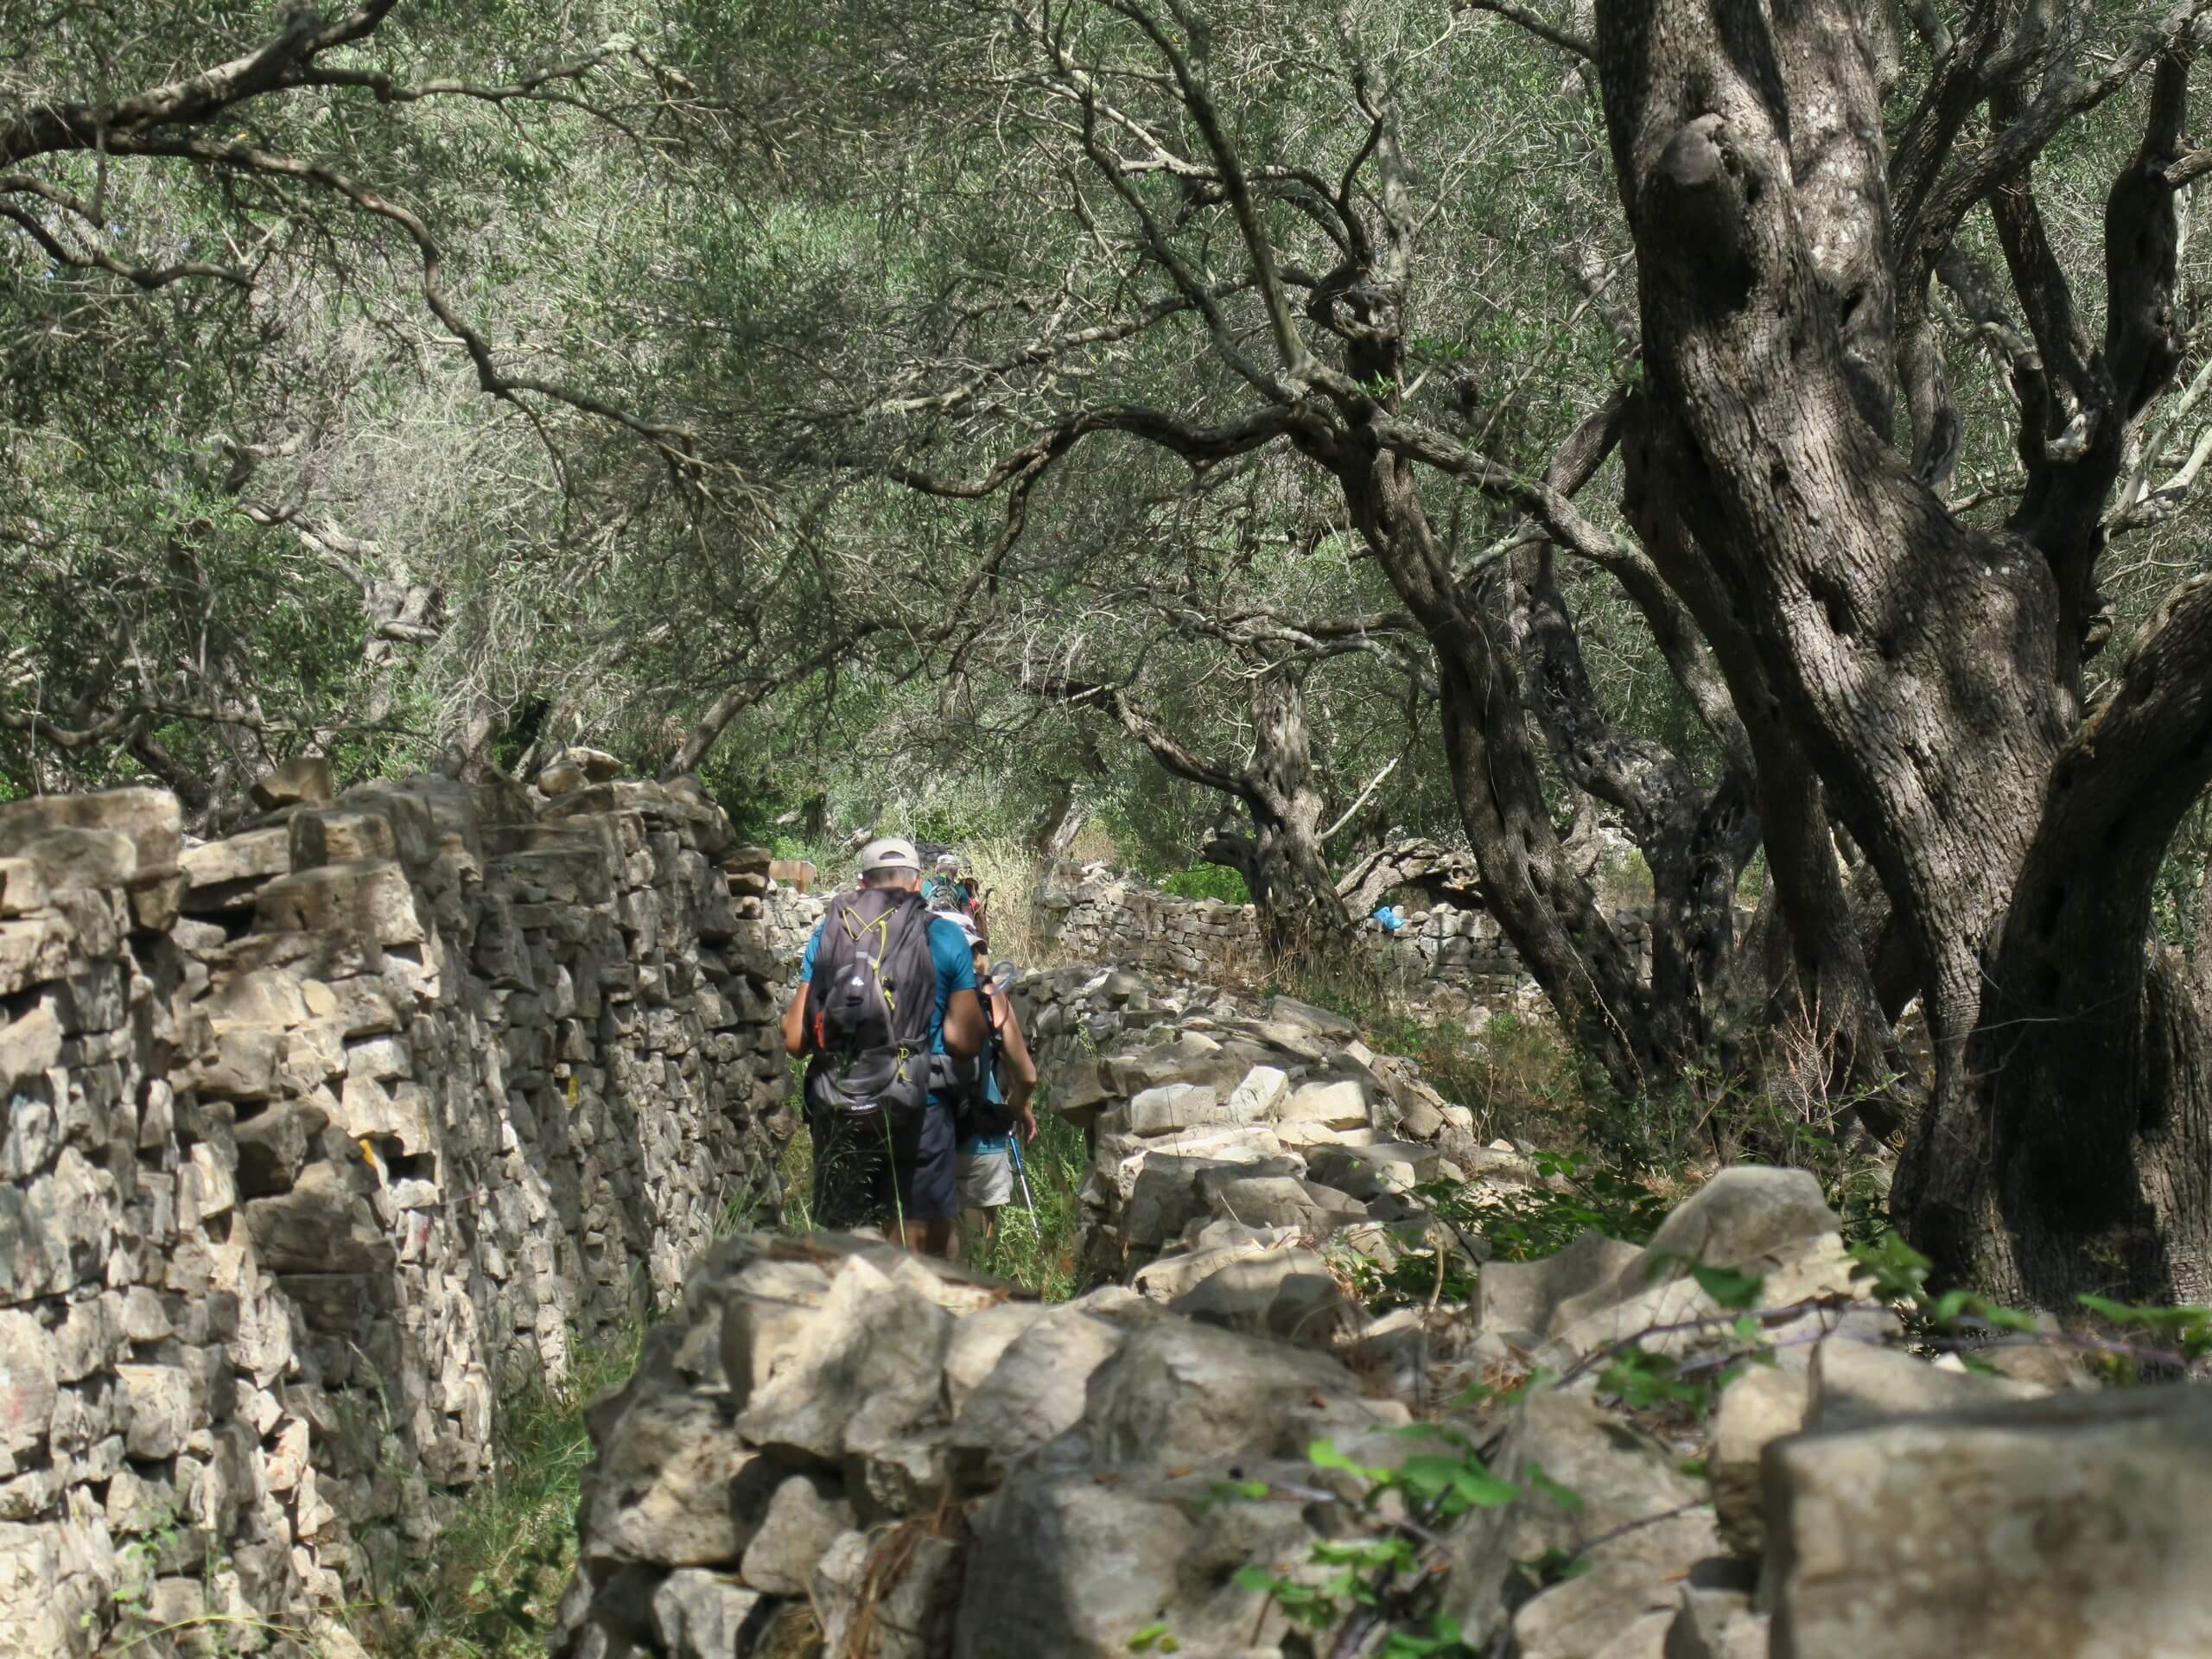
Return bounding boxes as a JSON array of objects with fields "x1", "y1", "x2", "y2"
[
  {"x1": 760, "y1": 887, "x2": 827, "y2": 976},
  {"x1": 0, "y1": 772, "x2": 791, "y2": 1656},
  {"x1": 1033, "y1": 861, "x2": 1648, "y2": 1015},
  {"x1": 1034, "y1": 863, "x2": 1264, "y2": 979}
]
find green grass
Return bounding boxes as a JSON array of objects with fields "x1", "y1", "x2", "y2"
[
  {"x1": 773, "y1": 1098, "x2": 1095, "y2": 1301},
  {"x1": 957, "y1": 1109, "x2": 1092, "y2": 1300},
  {"x1": 357, "y1": 1322, "x2": 646, "y2": 1658}
]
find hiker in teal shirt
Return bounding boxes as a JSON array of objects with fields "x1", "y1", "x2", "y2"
[{"x1": 948, "y1": 918, "x2": 1038, "y2": 1265}]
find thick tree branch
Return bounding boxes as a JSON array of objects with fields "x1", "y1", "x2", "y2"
[
  {"x1": 1457, "y1": 1, "x2": 1597, "y2": 62},
  {"x1": 0, "y1": 201, "x2": 250, "y2": 289},
  {"x1": 1029, "y1": 674, "x2": 1245, "y2": 797},
  {"x1": 1902, "y1": 0, "x2": 2212, "y2": 291}
]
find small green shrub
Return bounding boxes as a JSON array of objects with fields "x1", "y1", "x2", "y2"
[
  {"x1": 1347, "y1": 1150, "x2": 1673, "y2": 1313},
  {"x1": 1160, "y1": 864, "x2": 1251, "y2": 903}
]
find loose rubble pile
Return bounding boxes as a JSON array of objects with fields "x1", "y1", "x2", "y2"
[
  {"x1": 0, "y1": 763, "x2": 790, "y2": 1655},
  {"x1": 561, "y1": 964, "x2": 2205, "y2": 1659}
]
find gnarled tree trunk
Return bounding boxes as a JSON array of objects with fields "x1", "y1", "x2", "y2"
[{"x1": 1599, "y1": 0, "x2": 2212, "y2": 1300}]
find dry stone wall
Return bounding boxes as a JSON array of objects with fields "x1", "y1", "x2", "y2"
[
  {"x1": 0, "y1": 772, "x2": 791, "y2": 1656},
  {"x1": 1036, "y1": 861, "x2": 1652, "y2": 1017}
]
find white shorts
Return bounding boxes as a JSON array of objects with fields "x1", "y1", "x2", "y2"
[{"x1": 956, "y1": 1146, "x2": 1014, "y2": 1209}]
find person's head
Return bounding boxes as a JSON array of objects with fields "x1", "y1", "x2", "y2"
[
  {"x1": 935, "y1": 852, "x2": 959, "y2": 874},
  {"x1": 857, "y1": 836, "x2": 922, "y2": 891},
  {"x1": 950, "y1": 912, "x2": 988, "y2": 969}
]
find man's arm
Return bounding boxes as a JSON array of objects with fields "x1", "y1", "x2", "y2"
[
  {"x1": 995, "y1": 989, "x2": 1039, "y2": 1141},
  {"x1": 784, "y1": 923, "x2": 823, "y2": 1057},
  {"x1": 941, "y1": 988, "x2": 984, "y2": 1057}
]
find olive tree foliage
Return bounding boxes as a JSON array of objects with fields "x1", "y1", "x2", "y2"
[
  {"x1": 0, "y1": 0, "x2": 896, "y2": 821},
  {"x1": 957, "y1": 445, "x2": 1453, "y2": 948}
]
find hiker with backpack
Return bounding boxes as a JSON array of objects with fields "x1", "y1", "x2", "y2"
[
  {"x1": 947, "y1": 918, "x2": 1039, "y2": 1266},
  {"x1": 779, "y1": 836, "x2": 985, "y2": 1257}
]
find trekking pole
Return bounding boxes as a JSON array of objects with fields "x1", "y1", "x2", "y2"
[{"x1": 1009, "y1": 1129, "x2": 1037, "y2": 1213}]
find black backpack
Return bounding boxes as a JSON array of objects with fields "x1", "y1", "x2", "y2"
[
  {"x1": 955, "y1": 980, "x2": 1008, "y2": 1138},
  {"x1": 802, "y1": 887, "x2": 941, "y2": 1121}
]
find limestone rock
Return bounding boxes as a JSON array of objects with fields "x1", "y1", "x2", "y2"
[
  {"x1": 1305, "y1": 1140, "x2": 1453, "y2": 1200},
  {"x1": 550, "y1": 747, "x2": 623, "y2": 784},
  {"x1": 718, "y1": 1255, "x2": 836, "y2": 1404},
  {"x1": 957, "y1": 1462, "x2": 1349, "y2": 1659},
  {"x1": 1279, "y1": 1077, "x2": 1370, "y2": 1130},
  {"x1": 0, "y1": 1001, "x2": 64, "y2": 1096},
  {"x1": 1476, "y1": 1230, "x2": 1645, "y2": 1344},
  {"x1": 739, "y1": 1471, "x2": 855, "y2": 1595},
  {"x1": 733, "y1": 1253, "x2": 954, "y2": 1464},
  {"x1": 1764, "y1": 1385, "x2": 2212, "y2": 1658},
  {"x1": 1542, "y1": 1171, "x2": 1858, "y2": 1363},
  {"x1": 251, "y1": 755, "x2": 337, "y2": 812},
  {"x1": 16, "y1": 829, "x2": 137, "y2": 892},
  {"x1": 1806, "y1": 1333, "x2": 2048, "y2": 1432},
  {"x1": 946, "y1": 1301, "x2": 1136, "y2": 1487},
  {"x1": 1079, "y1": 1318, "x2": 1396, "y2": 1469},
  {"x1": 288, "y1": 809, "x2": 401, "y2": 870},
  {"x1": 1635, "y1": 1166, "x2": 1837, "y2": 1274},
  {"x1": 0, "y1": 859, "x2": 49, "y2": 917},
  {"x1": 1165, "y1": 1247, "x2": 1358, "y2": 1347},
  {"x1": 1446, "y1": 1388, "x2": 1720, "y2": 1647},
  {"x1": 1665, "y1": 1572, "x2": 1767, "y2": 1659},
  {"x1": 180, "y1": 827, "x2": 292, "y2": 899},
  {"x1": 0, "y1": 787, "x2": 181, "y2": 873},
  {"x1": 1223, "y1": 1064, "x2": 1290, "y2": 1122},
  {"x1": 817, "y1": 1526, "x2": 962, "y2": 1659},
  {"x1": 0, "y1": 1313, "x2": 55, "y2": 1465},
  {"x1": 254, "y1": 860, "x2": 424, "y2": 945},
  {"x1": 1709, "y1": 1365, "x2": 1808, "y2": 1558},
  {"x1": 0, "y1": 915, "x2": 75, "y2": 1000},
  {"x1": 582, "y1": 1384, "x2": 757, "y2": 1567},
  {"x1": 1109, "y1": 1081, "x2": 1225, "y2": 1137},
  {"x1": 941, "y1": 1301, "x2": 1051, "y2": 1416},
  {"x1": 645, "y1": 1568, "x2": 761, "y2": 1657}
]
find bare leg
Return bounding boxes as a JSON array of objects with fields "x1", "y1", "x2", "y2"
[
  {"x1": 902, "y1": 1217, "x2": 956, "y2": 1258},
  {"x1": 957, "y1": 1207, "x2": 992, "y2": 1266}
]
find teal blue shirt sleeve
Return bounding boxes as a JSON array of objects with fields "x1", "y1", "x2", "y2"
[
  {"x1": 925, "y1": 915, "x2": 979, "y2": 1055},
  {"x1": 798, "y1": 923, "x2": 823, "y2": 983}
]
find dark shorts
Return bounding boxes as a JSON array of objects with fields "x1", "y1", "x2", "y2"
[{"x1": 808, "y1": 1096, "x2": 958, "y2": 1226}]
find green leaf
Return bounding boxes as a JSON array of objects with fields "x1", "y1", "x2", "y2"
[
  {"x1": 1690, "y1": 1262, "x2": 1765, "y2": 1310},
  {"x1": 1204, "y1": 1478, "x2": 1273, "y2": 1507},
  {"x1": 1450, "y1": 1464, "x2": 1521, "y2": 1508},
  {"x1": 1127, "y1": 1621, "x2": 1170, "y2": 1652},
  {"x1": 1307, "y1": 1437, "x2": 1393, "y2": 1484}
]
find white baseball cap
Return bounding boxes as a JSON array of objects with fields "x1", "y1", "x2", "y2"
[
  {"x1": 858, "y1": 836, "x2": 920, "y2": 874},
  {"x1": 935, "y1": 852, "x2": 959, "y2": 869}
]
